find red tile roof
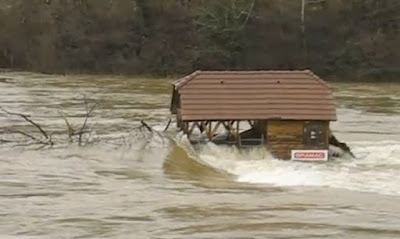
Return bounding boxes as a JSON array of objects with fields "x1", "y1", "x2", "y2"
[{"x1": 172, "y1": 70, "x2": 337, "y2": 121}]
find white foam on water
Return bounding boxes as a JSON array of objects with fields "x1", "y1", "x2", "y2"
[{"x1": 176, "y1": 134, "x2": 400, "y2": 196}]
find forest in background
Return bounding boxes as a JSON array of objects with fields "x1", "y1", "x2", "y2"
[{"x1": 0, "y1": 0, "x2": 399, "y2": 80}]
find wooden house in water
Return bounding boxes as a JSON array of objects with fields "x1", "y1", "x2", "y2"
[{"x1": 170, "y1": 70, "x2": 337, "y2": 160}]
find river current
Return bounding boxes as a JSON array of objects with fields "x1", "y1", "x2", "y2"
[{"x1": 1, "y1": 71, "x2": 400, "y2": 238}]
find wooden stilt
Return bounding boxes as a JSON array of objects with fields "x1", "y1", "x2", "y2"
[
  {"x1": 248, "y1": 120, "x2": 255, "y2": 128},
  {"x1": 200, "y1": 121, "x2": 206, "y2": 133},
  {"x1": 222, "y1": 121, "x2": 229, "y2": 131},
  {"x1": 188, "y1": 121, "x2": 198, "y2": 136},
  {"x1": 206, "y1": 121, "x2": 212, "y2": 140},
  {"x1": 236, "y1": 120, "x2": 240, "y2": 140},
  {"x1": 183, "y1": 122, "x2": 189, "y2": 134},
  {"x1": 226, "y1": 121, "x2": 236, "y2": 139},
  {"x1": 237, "y1": 120, "x2": 241, "y2": 146},
  {"x1": 211, "y1": 121, "x2": 222, "y2": 136}
]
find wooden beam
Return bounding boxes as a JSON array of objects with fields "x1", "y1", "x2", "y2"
[
  {"x1": 183, "y1": 122, "x2": 189, "y2": 134},
  {"x1": 229, "y1": 120, "x2": 238, "y2": 141},
  {"x1": 248, "y1": 120, "x2": 255, "y2": 128},
  {"x1": 227, "y1": 121, "x2": 236, "y2": 139},
  {"x1": 188, "y1": 121, "x2": 198, "y2": 136},
  {"x1": 236, "y1": 120, "x2": 240, "y2": 137},
  {"x1": 206, "y1": 121, "x2": 212, "y2": 140},
  {"x1": 227, "y1": 121, "x2": 232, "y2": 137},
  {"x1": 222, "y1": 121, "x2": 230, "y2": 131},
  {"x1": 211, "y1": 121, "x2": 222, "y2": 136},
  {"x1": 200, "y1": 121, "x2": 206, "y2": 133},
  {"x1": 235, "y1": 120, "x2": 240, "y2": 145}
]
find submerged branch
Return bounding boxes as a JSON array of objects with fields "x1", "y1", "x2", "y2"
[
  {"x1": 78, "y1": 98, "x2": 99, "y2": 146},
  {"x1": 1, "y1": 107, "x2": 54, "y2": 146},
  {"x1": 0, "y1": 99, "x2": 172, "y2": 149},
  {"x1": 164, "y1": 119, "x2": 172, "y2": 132},
  {"x1": 140, "y1": 120, "x2": 153, "y2": 132},
  {"x1": 1, "y1": 107, "x2": 50, "y2": 140},
  {"x1": 329, "y1": 132, "x2": 355, "y2": 158},
  {"x1": 59, "y1": 110, "x2": 75, "y2": 142},
  {"x1": 1, "y1": 98, "x2": 101, "y2": 147}
]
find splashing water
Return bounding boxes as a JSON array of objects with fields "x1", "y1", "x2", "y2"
[{"x1": 174, "y1": 133, "x2": 400, "y2": 196}]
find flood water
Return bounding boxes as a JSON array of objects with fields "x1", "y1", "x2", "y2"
[{"x1": 1, "y1": 71, "x2": 400, "y2": 238}]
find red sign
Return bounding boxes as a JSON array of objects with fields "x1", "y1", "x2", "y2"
[{"x1": 291, "y1": 150, "x2": 328, "y2": 161}]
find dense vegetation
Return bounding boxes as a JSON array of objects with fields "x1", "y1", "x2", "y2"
[{"x1": 0, "y1": 0, "x2": 399, "y2": 80}]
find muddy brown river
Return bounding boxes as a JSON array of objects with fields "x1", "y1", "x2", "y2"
[{"x1": 1, "y1": 71, "x2": 400, "y2": 238}]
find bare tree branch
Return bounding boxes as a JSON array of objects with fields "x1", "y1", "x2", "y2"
[
  {"x1": 77, "y1": 98, "x2": 99, "y2": 146},
  {"x1": 240, "y1": 0, "x2": 254, "y2": 29},
  {"x1": 1, "y1": 100, "x2": 169, "y2": 149},
  {"x1": 140, "y1": 120, "x2": 153, "y2": 132},
  {"x1": 4, "y1": 129, "x2": 53, "y2": 146},
  {"x1": 1, "y1": 107, "x2": 53, "y2": 146},
  {"x1": 163, "y1": 119, "x2": 172, "y2": 132},
  {"x1": 58, "y1": 110, "x2": 75, "y2": 142},
  {"x1": 1, "y1": 107, "x2": 49, "y2": 139}
]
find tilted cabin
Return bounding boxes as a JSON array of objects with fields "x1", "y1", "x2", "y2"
[{"x1": 170, "y1": 70, "x2": 337, "y2": 160}]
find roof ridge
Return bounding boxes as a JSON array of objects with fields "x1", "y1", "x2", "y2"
[
  {"x1": 200, "y1": 70, "x2": 310, "y2": 74},
  {"x1": 173, "y1": 69, "x2": 333, "y2": 90},
  {"x1": 173, "y1": 70, "x2": 201, "y2": 89},
  {"x1": 305, "y1": 70, "x2": 332, "y2": 90}
]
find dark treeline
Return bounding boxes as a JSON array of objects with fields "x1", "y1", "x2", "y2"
[{"x1": 0, "y1": 0, "x2": 399, "y2": 80}]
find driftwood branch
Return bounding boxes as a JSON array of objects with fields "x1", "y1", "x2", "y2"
[
  {"x1": 6, "y1": 129, "x2": 42, "y2": 142},
  {"x1": 126, "y1": 119, "x2": 167, "y2": 150},
  {"x1": 329, "y1": 132, "x2": 355, "y2": 158},
  {"x1": 59, "y1": 110, "x2": 75, "y2": 142},
  {"x1": 58, "y1": 98, "x2": 99, "y2": 146},
  {"x1": 163, "y1": 119, "x2": 172, "y2": 132},
  {"x1": 1, "y1": 97, "x2": 99, "y2": 147},
  {"x1": 78, "y1": 98, "x2": 98, "y2": 145},
  {"x1": 140, "y1": 120, "x2": 153, "y2": 132},
  {"x1": 1, "y1": 100, "x2": 171, "y2": 149},
  {"x1": 1, "y1": 107, "x2": 53, "y2": 146},
  {"x1": 1, "y1": 107, "x2": 50, "y2": 140}
]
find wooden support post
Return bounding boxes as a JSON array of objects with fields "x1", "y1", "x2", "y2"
[
  {"x1": 325, "y1": 122, "x2": 330, "y2": 147},
  {"x1": 176, "y1": 109, "x2": 182, "y2": 128},
  {"x1": 206, "y1": 121, "x2": 212, "y2": 140},
  {"x1": 197, "y1": 121, "x2": 204, "y2": 134},
  {"x1": 183, "y1": 122, "x2": 189, "y2": 134},
  {"x1": 200, "y1": 121, "x2": 206, "y2": 133},
  {"x1": 226, "y1": 120, "x2": 237, "y2": 141},
  {"x1": 222, "y1": 121, "x2": 230, "y2": 131},
  {"x1": 248, "y1": 120, "x2": 254, "y2": 128},
  {"x1": 236, "y1": 120, "x2": 240, "y2": 143},
  {"x1": 211, "y1": 121, "x2": 222, "y2": 136},
  {"x1": 228, "y1": 121, "x2": 233, "y2": 137},
  {"x1": 231, "y1": 121, "x2": 237, "y2": 140},
  {"x1": 188, "y1": 121, "x2": 198, "y2": 136}
]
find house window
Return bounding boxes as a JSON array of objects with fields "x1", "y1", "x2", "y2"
[{"x1": 303, "y1": 121, "x2": 327, "y2": 147}]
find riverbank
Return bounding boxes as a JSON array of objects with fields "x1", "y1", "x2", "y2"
[{"x1": 1, "y1": 68, "x2": 399, "y2": 82}]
